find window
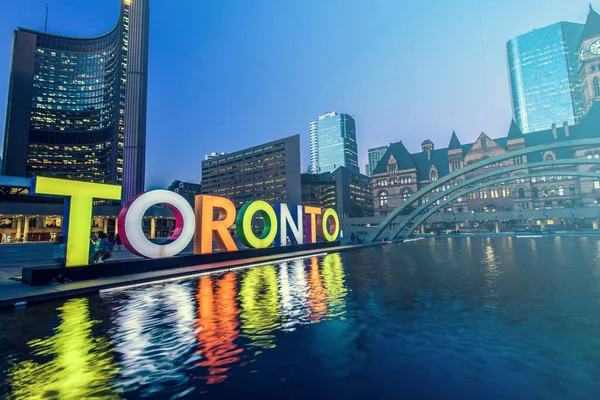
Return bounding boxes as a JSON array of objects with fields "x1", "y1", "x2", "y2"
[
  {"x1": 502, "y1": 188, "x2": 511, "y2": 198},
  {"x1": 452, "y1": 161, "x2": 461, "y2": 171},
  {"x1": 595, "y1": 77, "x2": 600, "y2": 98},
  {"x1": 388, "y1": 163, "x2": 397, "y2": 174},
  {"x1": 595, "y1": 180, "x2": 600, "y2": 190},
  {"x1": 545, "y1": 201, "x2": 553, "y2": 209},
  {"x1": 550, "y1": 186, "x2": 556, "y2": 196},
  {"x1": 430, "y1": 171, "x2": 438, "y2": 181},
  {"x1": 491, "y1": 190, "x2": 499, "y2": 198},
  {"x1": 542, "y1": 187, "x2": 549, "y2": 197},
  {"x1": 558, "y1": 185, "x2": 564, "y2": 196},
  {"x1": 569, "y1": 185, "x2": 576, "y2": 195},
  {"x1": 481, "y1": 138, "x2": 487, "y2": 150},
  {"x1": 402, "y1": 189, "x2": 411, "y2": 201},
  {"x1": 518, "y1": 188, "x2": 525, "y2": 198},
  {"x1": 379, "y1": 192, "x2": 388, "y2": 207},
  {"x1": 513, "y1": 156, "x2": 524, "y2": 165},
  {"x1": 480, "y1": 191, "x2": 488, "y2": 199},
  {"x1": 532, "y1": 187, "x2": 539, "y2": 198},
  {"x1": 544, "y1": 154, "x2": 554, "y2": 161}
]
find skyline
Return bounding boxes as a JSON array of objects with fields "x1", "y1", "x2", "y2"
[{"x1": 0, "y1": 0, "x2": 597, "y2": 188}]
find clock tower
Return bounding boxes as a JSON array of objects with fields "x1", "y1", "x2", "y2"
[{"x1": 579, "y1": 4, "x2": 600, "y2": 113}]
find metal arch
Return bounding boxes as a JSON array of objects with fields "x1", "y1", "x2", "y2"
[
  {"x1": 372, "y1": 137, "x2": 600, "y2": 241},
  {"x1": 401, "y1": 170, "x2": 600, "y2": 238},
  {"x1": 385, "y1": 158, "x2": 600, "y2": 239}
]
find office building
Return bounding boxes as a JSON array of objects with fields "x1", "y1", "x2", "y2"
[
  {"x1": 308, "y1": 112, "x2": 359, "y2": 173},
  {"x1": 167, "y1": 180, "x2": 202, "y2": 207},
  {"x1": 201, "y1": 135, "x2": 301, "y2": 207},
  {"x1": 302, "y1": 166, "x2": 373, "y2": 218},
  {"x1": 1, "y1": 0, "x2": 149, "y2": 202},
  {"x1": 366, "y1": 146, "x2": 388, "y2": 176},
  {"x1": 507, "y1": 22, "x2": 584, "y2": 133},
  {"x1": 579, "y1": 6, "x2": 600, "y2": 113}
]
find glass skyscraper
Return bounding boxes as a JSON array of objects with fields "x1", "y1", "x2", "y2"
[
  {"x1": 366, "y1": 146, "x2": 388, "y2": 176},
  {"x1": 2, "y1": 0, "x2": 149, "y2": 202},
  {"x1": 308, "y1": 112, "x2": 359, "y2": 174},
  {"x1": 507, "y1": 22, "x2": 584, "y2": 134}
]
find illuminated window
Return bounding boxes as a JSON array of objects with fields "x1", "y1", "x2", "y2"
[{"x1": 379, "y1": 192, "x2": 388, "y2": 207}]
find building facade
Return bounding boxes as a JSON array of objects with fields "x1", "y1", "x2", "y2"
[
  {"x1": 366, "y1": 146, "x2": 388, "y2": 177},
  {"x1": 1, "y1": 0, "x2": 149, "y2": 202},
  {"x1": 579, "y1": 6, "x2": 600, "y2": 114},
  {"x1": 507, "y1": 21, "x2": 584, "y2": 134},
  {"x1": 167, "y1": 180, "x2": 202, "y2": 207},
  {"x1": 371, "y1": 105, "x2": 600, "y2": 220},
  {"x1": 301, "y1": 166, "x2": 373, "y2": 218},
  {"x1": 308, "y1": 112, "x2": 359, "y2": 174},
  {"x1": 201, "y1": 135, "x2": 302, "y2": 207}
]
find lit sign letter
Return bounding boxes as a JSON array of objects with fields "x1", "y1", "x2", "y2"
[
  {"x1": 31, "y1": 177, "x2": 121, "y2": 267},
  {"x1": 195, "y1": 195, "x2": 238, "y2": 254},
  {"x1": 318, "y1": 208, "x2": 340, "y2": 242},
  {"x1": 303, "y1": 206, "x2": 321, "y2": 244},
  {"x1": 274, "y1": 204, "x2": 303, "y2": 247},
  {"x1": 118, "y1": 190, "x2": 195, "y2": 258},
  {"x1": 236, "y1": 201, "x2": 278, "y2": 249}
]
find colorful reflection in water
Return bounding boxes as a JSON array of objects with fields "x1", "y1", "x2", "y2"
[
  {"x1": 0, "y1": 253, "x2": 349, "y2": 398},
  {"x1": 5, "y1": 298, "x2": 120, "y2": 400},
  {"x1": 195, "y1": 273, "x2": 242, "y2": 384}
]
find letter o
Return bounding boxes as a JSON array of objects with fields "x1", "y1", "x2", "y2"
[
  {"x1": 236, "y1": 201, "x2": 278, "y2": 248},
  {"x1": 118, "y1": 190, "x2": 196, "y2": 258},
  {"x1": 318, "y1": 208, "x2": 340, "y2": 242}
]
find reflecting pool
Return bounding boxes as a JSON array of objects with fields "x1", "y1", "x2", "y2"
[{"x1": 2, "y1": 237, "x2": 600, "y2": 398}]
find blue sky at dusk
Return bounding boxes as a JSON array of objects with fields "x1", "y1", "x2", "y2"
[{"x1": 0, "y1": 0, "x2": 596, "y2": 189}]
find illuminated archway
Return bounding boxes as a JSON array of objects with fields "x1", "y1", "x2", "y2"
[
  {"x1": 372, "y1": 138, "x2": 600, "y2": 241},
  {"x1": 397, "y1": 170, "x2": 600, "y2": 238}
]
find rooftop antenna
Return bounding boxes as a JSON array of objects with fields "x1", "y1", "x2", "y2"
[{"x1": 44, "y1": 4, "x2": 48, "y2": 33}]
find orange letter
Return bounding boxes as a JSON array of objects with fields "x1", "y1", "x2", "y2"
[
  {"x1": 304, "y1": 206, "x2": 321, "y2": 244},
  {"x1": 195, "y1": 195, "x2": 238, "y2": 254}
]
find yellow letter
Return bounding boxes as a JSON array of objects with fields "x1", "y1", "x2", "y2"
[
  {"x1": 195, "y1": 195, "x2": 238, "y2": 254},
  {"x1": 31, "y1": 177, "x2": 121, "y2": 266}
]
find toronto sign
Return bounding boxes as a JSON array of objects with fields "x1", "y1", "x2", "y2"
[{"x1": 30, "y1": 177, "x2": 340, "y2": 266}]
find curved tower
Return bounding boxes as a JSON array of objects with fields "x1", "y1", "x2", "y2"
[{"x1": 2, "y1": 0, "x2": 149, "y2": 202}]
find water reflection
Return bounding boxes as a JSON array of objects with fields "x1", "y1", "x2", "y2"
[
  {"x1": 6, "y1": 298, "x2": 120, "y2": 400},
  {"x1": 195, "y1": 273, "x2": 242, "y2": 384},
  {"x1": 321, "y1": 253, "x2": 347, "y2": 318},
  {"x1": 110, "y1": 281, "x2": 197, "y2": 397},
  {"x1": 1, "y1": 253, "x2": 351, "y2": 398},
  {"x1": 308, "y1": 257, "x2": 328, "y2": 322},
  {"x1": 279, "y1": 260, "x2": 311, "y2": 332},
  {"x1": 239, "y1": 265, "x2": 281, "y2": 351}
]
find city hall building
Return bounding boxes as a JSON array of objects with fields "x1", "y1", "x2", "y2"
[
  {"x1": 371, "y1": 106, "x2": 600, "y2": 228},
  {"x1": 1, "y1": 0, "x2": 149, "y2": 203}
]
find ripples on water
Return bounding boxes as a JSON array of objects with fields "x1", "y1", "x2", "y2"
[{"x1": 2, "y1": 239, "x2": 600, "y2": 398}]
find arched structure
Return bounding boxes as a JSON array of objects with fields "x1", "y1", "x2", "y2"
[
  {"x1": 371, "y1": 137, "x2": 600, "y2": 241},
  {"x1": 402, "y1": 170, "x2": 600, "y2": 238},
  {"x1": 385, "y1": 158, "x2": 600, "y2": 238}
]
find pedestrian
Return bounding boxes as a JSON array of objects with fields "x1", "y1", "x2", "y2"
[
  {"x1": 108, "y1": 232, "x2": 115, "y2": 250},
  {"x1": 97, "y1": 232, "x2": 112, "y2": 263},
  {"x1": 90, "y1": 231, "x2": 103, "y2": 263},
  {"x1": 51, "y1": 235, "x2": 69, "y2": 284},
  {"x1": 114, "y1": 233, "x2": 122, "y2": 251}
]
